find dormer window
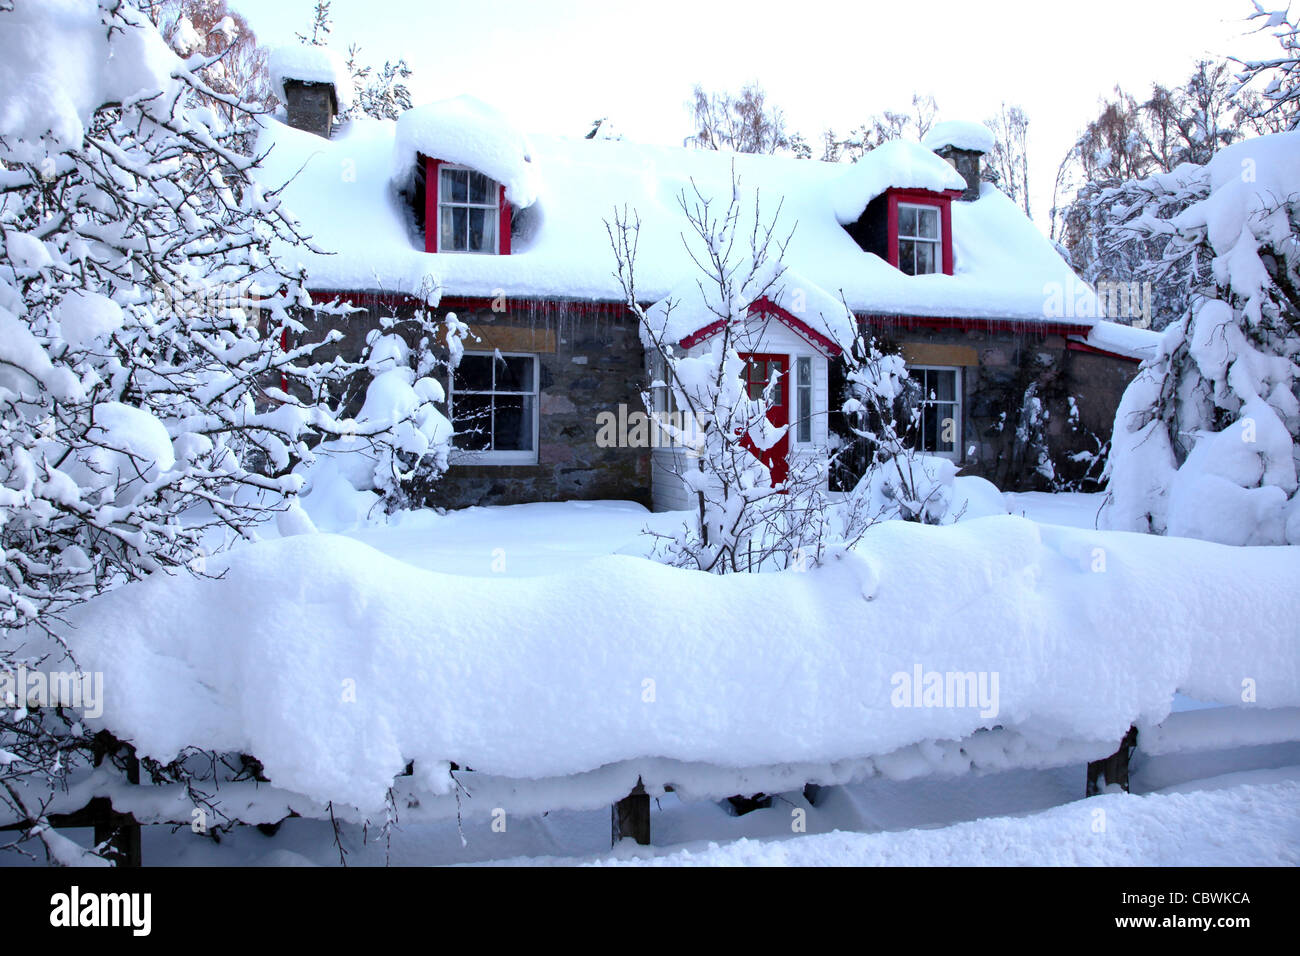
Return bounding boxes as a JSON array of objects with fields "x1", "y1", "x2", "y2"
[
  {"x1": 842, "y1": 187, "x2": 957, "y2": 276},
  {"x1": 439, "y1": 166, "x2": 499, "y2": 253},
  {"x1": 420, "y1": 155, "x2": 513, "y2": 255},
  {"x1": 897, "y1": 203, "x2": 941, "y2": 276}
]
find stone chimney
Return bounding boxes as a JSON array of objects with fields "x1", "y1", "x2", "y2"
[
  {"x1": 933, "y1": 145, "x2": 982, "y2": 202},
  {"x1": 922, "y1": 121, "x2": 995, "y2": 202},
  {"x1": 283, "y1": 79, "x2": 337, "y2": 140}
]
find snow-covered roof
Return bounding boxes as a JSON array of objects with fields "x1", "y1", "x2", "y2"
[
  {"x1": 1079, "y1": 321, "x2": 1163, "y2": 362},
  {"x1": 645, "y1": 262, "x2": 857, "y2": 353},
  {"x1": 267, "y1": 44, "x2": 354, "y2": 112},
  {"x1": 255, "y1": 101, "x2": 1097, "y2": 326},
  {"x1": 394, "y1": 96, "x2": 538, "y2": 207},
  {"x1": 922, "y1": 120, "x2": 997, "y2": 155}
]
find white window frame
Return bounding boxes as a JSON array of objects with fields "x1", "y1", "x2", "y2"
[
  {"x1": 897, "y1": 202, "x2": 942, "y2": 276},
  {"x1": 909, "y1": 364, "x2": 962, "y2": 460},
  {"x1": 448, "y1": 351, "x2": 539, "y2": 465},
  {"x1": 437, "y1": 164, "x2": 500, "y2": 255},
  {"x1": 794, "y1": 355, "x2": 814, "y2": 446}
]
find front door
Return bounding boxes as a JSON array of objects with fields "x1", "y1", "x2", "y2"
[{"x1": 739, "y1": 352, "x2": 789, "y2": 487}]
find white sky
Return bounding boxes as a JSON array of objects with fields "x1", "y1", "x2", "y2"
[{"x1": 233, "y1": 0, "x2": 1283, "y2": 233}]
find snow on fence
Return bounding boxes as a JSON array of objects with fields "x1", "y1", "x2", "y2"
[{"x1": 19, "y1": 515, "x2": 1300, "y2": 860}]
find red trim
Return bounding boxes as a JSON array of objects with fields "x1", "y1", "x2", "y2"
[
  {"x1": 678, "y1": 297, "x2": 844, "y2": 356},
  {"x1": 423, "y1": 155, "x2": 440, "y2": 254},
  {"x1": 498, "y1": 183, "x2": 511, "y2": 255},
  {"x1": 885, "y1": 188, "x2": 961, "y2": 277},
  {"x1": 1066, "y1": 338, "x2": 1142, "y2": 363},
  {"x1": 305, "y1": 290, "x2": 635, "y2": 316},
  {"x1": 279, "y1": 327, "x2": 289, "y2": 392},
  {"x1": 941, "y1": 201, "x2": 954, "y2": 276},
  {"x1": 862, "y1": 313, "x2": 1090, "y2": 337}
]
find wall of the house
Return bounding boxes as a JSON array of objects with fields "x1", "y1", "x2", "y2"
[
  {"x1": 297, "y1": 296, "x2": 652, "y2": 509},
  {"x1": 296, "y1": 296, "x2": 1138, "y2": 510},
  {"x1": 864, "y1": 320, "x2": 1139, "y2": 491}
]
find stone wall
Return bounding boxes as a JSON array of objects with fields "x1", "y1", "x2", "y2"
[
  {"x1": 297, "y1": 296, "x2": 652, "y2": 509},
  {"x1": 867, "y1": 321, "x2": 1139, "y2": 492}
]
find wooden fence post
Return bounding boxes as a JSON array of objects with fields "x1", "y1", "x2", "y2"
[
  {"x1": 611, "y1": 778, "x2": 650, "y2": 847},
  {"x1": 1086, "y1": 726, "x2": 1138, "y2": 797},
  {"x1": 89, "y1": 731, "x2": 142, "y2": 867}
]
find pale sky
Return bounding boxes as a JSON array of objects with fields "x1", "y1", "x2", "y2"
[{"x1": 233, "y1": 0, "x2": 1282, "y2": 232}]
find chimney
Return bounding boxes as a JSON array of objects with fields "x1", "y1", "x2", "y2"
[
  {"x1": 923, "y1": 121, "x2": 994, "y2": 202},
  {"x1": 283, "y1": 79, "x2": 337, "y2": 140},
  {"x1": 934, "y1": 145, "x2": 982, "y2": 202}
]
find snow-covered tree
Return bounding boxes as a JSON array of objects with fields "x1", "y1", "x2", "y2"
[
  {"x1": 0, "y1": 0, "x2": 455, "y2": 861},
  {"x1": 609, "y1": 175, "x2": 860, "y2": 571},
  {"x1": 1101, "y1": 132, "x2": 1300, "y2": 545},
  {"x1": 1236, "y1": 2, "x2": 1300, "y2": 132}
]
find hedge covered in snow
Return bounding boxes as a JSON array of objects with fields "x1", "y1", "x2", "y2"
[{"x1": 33, "y1": 515, "x2": 1300, "y2": 818}]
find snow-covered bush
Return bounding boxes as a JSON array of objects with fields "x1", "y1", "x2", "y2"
[
  {"x1": 0, "y1": 0, "x2": 452, "y2": 861},
  {"x1": 1102, "y1": 132, "x2": 1300, "y2": 545}
]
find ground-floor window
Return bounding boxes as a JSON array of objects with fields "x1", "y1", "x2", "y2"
[
  {"x1": 449, "y1": 351, "x2": 538, "y2": 464},
  {"x1": 910, "y1": 365, "x2": 962, "y2": 458}
]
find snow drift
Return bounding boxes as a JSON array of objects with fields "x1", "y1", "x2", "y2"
[{"x1": 39, "y1": 515, "x2": 1300, "y2": 816}]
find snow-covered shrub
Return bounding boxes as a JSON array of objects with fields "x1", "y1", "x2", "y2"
[
  {"x1": 0, "y1": 0, "x2": 452, "y2": 861},
  {"x1": 1102, "y1": 132, "x2": 1300, "y2": 545}
]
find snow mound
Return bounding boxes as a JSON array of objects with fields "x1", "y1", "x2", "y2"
[
  {"x1": 49, "y1": 516, "x2": 1300, "y2": 815},
  {"x1": 922, "y1": 120, "x2": 997, "y2": 155},
  {"x1": 832, "y1": 139, "x2": 967, "y2": 225},
  {"x1": 393, "y1": 95, "x2": 538, "y2": 207},
  {"x1": 267, "y1": 44, "x2": 355, "y2": 112}
]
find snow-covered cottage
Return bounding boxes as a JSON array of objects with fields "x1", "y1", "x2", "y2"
[{"x1": 260, "y1": 51, "x2": 1153, "y2": 510}]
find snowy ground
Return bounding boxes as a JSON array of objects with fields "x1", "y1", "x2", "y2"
[{"x1": 8, "y1": 494, "x2": 1293, "y2": 868}]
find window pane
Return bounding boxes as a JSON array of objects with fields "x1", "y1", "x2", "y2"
[
  {"x1": 935, "y1": 406, "x2": 956, "y2": 452},
  {"x1": 468, "y1": 207, "x2": 496, "y2": 252},
  {"x1": 899, "y1": 240, "x2": 917, "y2": 276},
  {"x1": 454, "y1": 354, "x2": 494, "y2": 392},
  {"x1": 441, "y1": 168, "x2": 467, "y2": 203},
  {"x1": 931, "y1": 370, "x2": 956, "y2": 402},
  {"x1": 915, "y1": 241, "x2": 936, "y2": 275},
  {"x1": 492, "y1": 395, "x2": 533, "y2": 451},
  {"x1": 440, "y1": 207, "x2": 458, "y2": 252},
  {"x1": 898, "y1": 205, "x2": 918, "y2": 237},
  {"x1": 917, "y1": 207, "x2": 939, "y2": 239},
  {"x1": 451, "y1": 394, "x2": 492, "y2": 450},
  {"x1": 495, "y1": 355, "x2": 534, "y2": 392},
  {"x1": 921, "y1": 403, "x2": 940, "y2": 452},
  {"x1": 468, "y1": 171, "x2": 493, "y2": 204},
  {"x1": 797, "y1": 356, "x2": 812, "y2": 387}
]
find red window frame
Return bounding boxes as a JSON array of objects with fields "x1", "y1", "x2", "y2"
[
  {"x1": 422, "y1": 155, "x2": 512, "y2": 255},
  {"x1": 885, "y1": 188, "x2": 959, "y2": 276}
]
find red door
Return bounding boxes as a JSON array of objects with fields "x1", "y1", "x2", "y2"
[{"x1": 739, "y1": 352, "x2": 789, "y2": 487}]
